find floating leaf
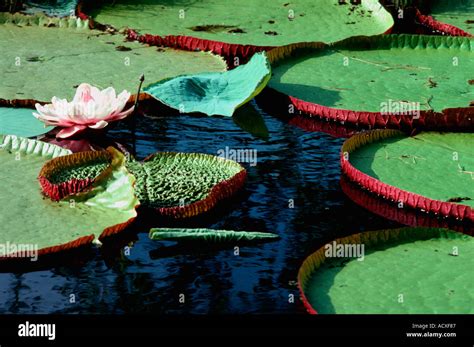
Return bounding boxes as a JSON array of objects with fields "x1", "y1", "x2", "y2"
[
  {"x1": 268, "y1": 35, "x2": 474, "y2": 130},
  {"x1": 144, "y1": 52, "x2": 271, "y2": 117},
  {"x1": 299, "y1": 227, "x2": 474, "y2": 314},
  {"x1": 126, "y1": 152, "x2": 246, "y2": 219},
  {"x1": 341, "y1": 130, "x2": 474, "y2": 222},
  {"x1": 89, "y1": 0, "x2": 394, "y2": 47},
  {"x1": 0, "y1": 135, "x2": 138, "y2": 260},
  {"x1": 340, "y1": 176, "x2": 473, "y2": 235},
  {"x1": 0, "y1": 13, "x2": 226, "y2": 104},
  {"x1": 38, "y1": 147, "x2": 120, "y2": 201}
]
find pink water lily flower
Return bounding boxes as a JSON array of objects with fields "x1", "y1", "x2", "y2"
[{"x1": 34, "y1": 83, "x2": 135, "y2": 139}]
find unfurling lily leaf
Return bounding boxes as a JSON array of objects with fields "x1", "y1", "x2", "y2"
[
  {"x1": 34, "y1": 83, "x2": 134, "y2": 139},
  {"x1": 149, "y1": 228, "x2": 279, "y2": 243},
  {"x1": 144, "y1": 52, "x2": 271, "y2": 117},
  {"x1": 126, "y1": 152, "x2": 247, "y2": 219},
  {"x1": 39, "y1": 147, "x2": 124, "y2": 201}
]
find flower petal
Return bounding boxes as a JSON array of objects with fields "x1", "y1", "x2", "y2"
[
  {"x1": 56, "y1": 125, "x2": 87, "y2": 139},
  {"x1": 90, "y1": 85, "x2": 104, "y2": 102},
  {"x1": 73, "y1": 83, "x2": 96, "y2": 104},
  {"x1": 109, "y1": 105, "x2": 135, "y2": 121},
  {"x1": 34, "y1": 104, "x2": 74, "y2": 126},
  {"x1": 88, "y1": 120, "x2": 109, "y2": 129}
]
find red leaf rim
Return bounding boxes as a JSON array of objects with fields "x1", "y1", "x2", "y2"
[
  {"x1": 415, "y1": 9, "x2": 473, "y2": 37},
  {"x1": 38, "y1": 147, "x2": 118, "y2": 201},
  {"x1": 255, "y1": 89, "x2": 359, "y2": 138},
  {"x1": 297, "y1": 227, "x2": 470, "y2": 314},
  {"x1": 266, "y1": 38, "x2": 474, "y2": 132},
  {"x1": 340, "y1": 175, "x2": 474, "y2": 235},
  {"x1": 77, "y1": 0, "x2": 393, "y2": 67},
  {"x1": 340, "y1": 129, "x2": 474, "y2": 222},
  {"x1": 0, "y1": 213, "x2": 138, "y2": 262}
]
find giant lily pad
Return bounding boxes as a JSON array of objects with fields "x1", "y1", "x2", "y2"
[
  {"x1": 341, "y1": 130, "x2": 474, "y2": 222},
  {"x1": 126, "y1": 152, "x2": 246, "y2": 218},
  {"x1": 298, "y1": 227, "x2": 474, "y2": 314},
  {"x1": 144, "y1": 52, "x2": 271, "y2": 117},
  {"x1": 0, "y1": 107, "x2": 53, "y2": 137},
  {"x1": 0, "y1": 135, "x2": 138, "y2": 259},
  {"x1": 149, "y1": 228, "x2": 279, "y2": 243},
  {"x1": 268, "y1": 35, "x2": 474, "y2": 130},
  {"x1": 419, "y1": 0, "x2": 474, "y2": 37},
  {"x1": 87, "y1": 0, "x2": 393, "y2": 56},
  {"x1": 0, "y1": 13, "x2": 226, "y2": 105}
]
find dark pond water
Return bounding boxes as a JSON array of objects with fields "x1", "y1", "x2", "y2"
[{"x1": 0, "y1": 99, "x2": 403, "y2": 314}]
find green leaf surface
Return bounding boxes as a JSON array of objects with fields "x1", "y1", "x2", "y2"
[
  {"x1": 144, "y1": 52, "x2": 271, "y2": 117},
  {"x1": 89, "y1": 0, "x2": 394, "y2": 46},
  {"x1": 269, "y1": 35, "x2": 474, "y2": 112},
  {"x1": 149, "y1": 228, "x2": 279, "y2": 242},
  {"x1": 126, "y1": 153, "x2": 244, "y2": 209},
  {"x1": 0, "y1": 107, "x2": 53, "y2": 137},
  {"x1": 430, "y1": 0, "x2": 474, "y2": 35},
  {"x1": 350, "y1": 132, "x2": 474, "y2": 207},
  {"x1": 302, "y1": 228, "x2": 474, "y2": 313},
  {"x1": 0, "y1": 13, "x2": 226, "y2": 103},
  {"x1": 0, "y1": 135, "x2": 138, "y2": 257}
]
